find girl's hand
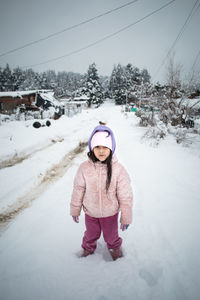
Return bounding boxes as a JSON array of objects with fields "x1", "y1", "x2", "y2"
[
  {"x1": 120, "y1": 224, "x2": 129, "y2": 231},
  {"x1": 72, "y1": 216, "x2": 79, "y2": 223}
]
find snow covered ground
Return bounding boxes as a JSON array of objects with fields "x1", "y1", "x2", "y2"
[{"x1": 0, "y1": 100, "x2": 200, "y2": 300}]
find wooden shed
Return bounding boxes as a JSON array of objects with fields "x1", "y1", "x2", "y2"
[
  {"x1": 0, "y1": 91, "x2": 39, "y2": 114},
  {"x1": 0, "y1": 90, "x2": 62, "y2": 116}
]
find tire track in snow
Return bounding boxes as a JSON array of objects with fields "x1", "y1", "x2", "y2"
[
  {"x1": 0, "y1": 141, "x2": 87, "y2": 228},
  {"x1": 0, "y1": 137, "x2": 64, "y2": 170}
]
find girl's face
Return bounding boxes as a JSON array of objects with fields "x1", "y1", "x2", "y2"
[{"x1": 93, "y1": 146, "x2": 111, "y2": 162}]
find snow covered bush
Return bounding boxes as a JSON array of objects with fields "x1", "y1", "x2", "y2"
[
  {"x1": 0, "y1": 113, "x2": 10, "y2": 124},
  {"x1": 141, "y1": 121, "x2": 167, "y2": 146},
  {"x1": 172, "y1": 127, "x2": 187, "y2": 144},
  {"x1": 136, "y1": 107, "x2": 156, "y2": 127},
  {"x1": 168, "y1": 125, "x2": 195, "y2": 146},
  {"x1": 136, "y1": 94, "x2": 200, "y2": 146}
]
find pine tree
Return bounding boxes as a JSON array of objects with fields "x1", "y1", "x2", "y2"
[
  {"x1": 132, "y1": 67, "x2": 141, "y2": 85},
  {"x1": 0, "y1": 67, "x2": 4, "y2": 91},
  {"x1": 124, "y1": 63, "x2": 136, "y2": 102},
  {"x1": 12, "y1": 67, "x2": 25, "y2": 91},
  {"x1": 39, "y1": 72, "x2": 49, "y2": 89},
  {"x1": 2, "y1": 64, "x2": 13, "y2": 91},
  {"x1": 19, "y1": 69, "x2": 39, "y2": 90},
  {"x1": 85, "y1": 63, "x2": 103, "y2": 107},
  {"x1": 141, "y1": 68, "x2": 151, "y2": 83},
  {"x1": 45, "y1": 70, "x2": 57, "y2": 89},
  {"x1": 109, "y1": 64, "x2": 126, "y2": 105}
]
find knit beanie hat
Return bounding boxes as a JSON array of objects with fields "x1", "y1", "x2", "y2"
[
  {"x1": 88, "y1": 125, "x2": 116, "y2": 154},
  {"x1": 91, "y1": 131, "x2": 112, "y2": 151}
]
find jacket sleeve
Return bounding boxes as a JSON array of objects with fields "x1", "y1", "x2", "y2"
[
  {"x1": 70, "y1": 164, "x2": 86, "y2": 216},
  {"x1": 116, "y1": 165, "x2": 133, "y2": 225}
]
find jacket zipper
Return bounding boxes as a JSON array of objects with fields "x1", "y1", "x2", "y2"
[{"x1": 99, "y1": 166, "x2": 103, "y2": 217}]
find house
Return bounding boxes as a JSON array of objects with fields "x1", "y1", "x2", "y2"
[
  {"x1": 71, "y1": 95, "x2": 89, "y2": 108},
  {"x1": 0, "y1": 90, "x2": 62, "y2": 117},
  {"x1": 0, "y1": 90, "x2": 39, "y2": 114},
  {"x1": 58, "y1": 94, "x2": 89, "y2": 117}
]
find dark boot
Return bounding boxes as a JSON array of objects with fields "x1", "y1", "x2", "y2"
[
  {"x1": 109, "y1": 248, "x2": 123, "y2": 261},
  {"x1": 81, "y1": 249, "x2": 94, "y2": 257}
]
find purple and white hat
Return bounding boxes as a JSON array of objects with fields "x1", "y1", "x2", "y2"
[{"x1": 88, "y1": 125, "x2": 116, "y2": 154}]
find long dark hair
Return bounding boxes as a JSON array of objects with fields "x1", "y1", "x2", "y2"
[{"x1": 87, "y1": 150, "x2": 112, "y2": 191}]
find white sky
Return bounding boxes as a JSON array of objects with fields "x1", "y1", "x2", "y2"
[{"x1": 0, "y1": 0, "x2": 200, "y2": 83}]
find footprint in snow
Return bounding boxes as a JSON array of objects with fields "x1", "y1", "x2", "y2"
[{"x1": 139, "y1": 261, "x2": 163, "y2": 286}]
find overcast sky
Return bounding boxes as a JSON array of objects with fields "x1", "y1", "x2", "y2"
[{"x1": 0, "y1": 0, "x2": 199, "y2": 83}]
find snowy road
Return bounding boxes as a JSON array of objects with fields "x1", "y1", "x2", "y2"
[{"x1": 0, "y1": 102, "x2": 200, "y2": 300}]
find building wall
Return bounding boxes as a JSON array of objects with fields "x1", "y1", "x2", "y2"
[{"x1": 0, "y1": 94, "x2": 36, "y2": 114}]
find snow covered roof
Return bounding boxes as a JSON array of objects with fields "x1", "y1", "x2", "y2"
[
  {"x1": 73, "y1": 95, "x2": 89, "y2": 101},
  {"x1": 39, "y1": 92, "x2": 61, "y2": 106},
  {"x1": 0, "y1": 90, "x2": 52, "y2": 98},
  {"x1": 69, "y1": 101, "x2": 88, "y2": 105},
  {"x1": 59, "y1": 98, "x2": 71, "y2": 102}
]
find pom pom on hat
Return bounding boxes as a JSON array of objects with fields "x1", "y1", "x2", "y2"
[{"x1": 91, "y1": 131, "x2": 112, "y2": 151}]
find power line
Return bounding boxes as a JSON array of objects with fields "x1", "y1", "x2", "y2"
[
  {"x1": 153, "y1": 0, "x2": 200, "y2": 79},
  {"x1": 0, "y1": 0, "x2": 139, "y2": 58},
  {"x1": 22, "y1": 0, "x2": 175, "y2": 69}
]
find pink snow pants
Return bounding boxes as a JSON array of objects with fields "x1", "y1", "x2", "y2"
[{"x1": 82, "y1": 213, "x2": 122, "y2": 253}]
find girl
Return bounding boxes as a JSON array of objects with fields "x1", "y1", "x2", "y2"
[{"x1": 70, "y1": 124, "x2": 133, "y2": 260}]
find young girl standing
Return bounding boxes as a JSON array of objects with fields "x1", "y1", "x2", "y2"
[{"x1": 70, "y1": 124, "x2": 133, "y2": 260}]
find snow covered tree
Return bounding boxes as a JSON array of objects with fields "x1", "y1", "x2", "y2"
[
  {"x1": 54, "y1": 71, "x2": 84, "y2": 97},
  {"x1": 84, "y1": 63, "x2": 103, "y2": 107},
  {"x1": 46, "y1": 70, "x2": 57, "y2": 89},
  {"x1": 99, "y1": 75, "x2": 110, "y2": 99},
  {"x1": 0, "y1": 67, "x2": 4, "y2": 91},
  {"x1": 39, "y1": 72, "x2": 49, "y2": 89},
  {"x1": 1, "y1": 64, "x2": 13, "y2": 91},
  {"x1": 12, "y1": 67, "x2": 25, "y2": 91},
  {"x1": 132, "y1": 67, "x2": 141, "y2": 85},
  {"x1": 141, "y1": 68, "x2": 151, "y2": 83},
  {"x1": 109, "y1": 64, "x2": 126, "y2": 105},
  {"x1": 109, "y1": 64, "x2": 152, "y2": 105},
  {"x1": 19, "y1": 69, "x2": 40, "y2": 90},
  {"x1": 165, "y1": 53, "x2": 183, "y2": 98},
  {"x1": 124, "y1": 63, "x2": 134, "y2": 92}
]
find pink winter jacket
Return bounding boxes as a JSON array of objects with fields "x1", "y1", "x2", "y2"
[{"x1": 70, "y1": 155, "x2": 133, "y2": 224}]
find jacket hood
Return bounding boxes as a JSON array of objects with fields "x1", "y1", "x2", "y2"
[{"x1": 88, "y1": 125, "x2": 116, "y2": 154}]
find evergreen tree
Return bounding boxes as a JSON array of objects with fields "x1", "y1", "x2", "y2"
[
  {"x1": 109, "y1": 64, "x2": 126, "y2": 105},
  {"x1": 19, "y1": 69, "x2": 39, "y2": 90},
  {"x1": 139, "y1": 69, "x2": 151, "y2": 98},
  {"x1": 124, "y1": 63, "x2": 137, "y2": 102},
  {"x1": 99, "y1": 75, "x2": 110, "y2": 99},
  {"x1": 132, "y1": 67, "x2": 141, "y2": 85},
  {"x1": 0, "y1": 67, "x2": 4, "y2": 91},
  {"x1": 45, "y1": 70, "x2": 57, "y2": 89},
  {"x1": 12, "y1": 67, "x2": 25, "y2": 91},
  {"x1": 84, "y1": 63, "x2": 103, "y2": 107},
  {"x1": 39, "y1": 72, "x2": 49, "y2": 89},
  {"x1": 141, "y1": 68, "x2": 151, "y2": 83},
  {"x1": 109, "y1": 64, "x2": 152, "y2": 104},
  {"x1": 124, "y1": 64, "x2": 134, "y2": 89},
  {"x1": 2, "y1": 64, "x2": 13, "y2": 91}
]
